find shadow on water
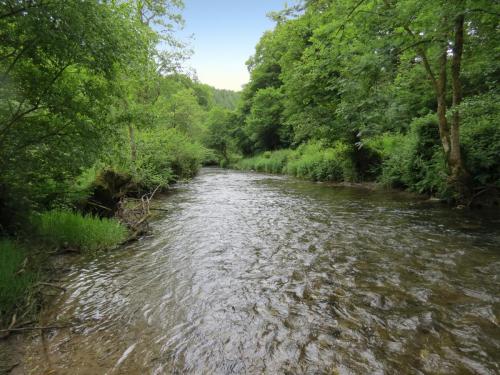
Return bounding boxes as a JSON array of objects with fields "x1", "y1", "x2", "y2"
[{"x1": 11, "y1": 168, "x2": 500, "y2": 374}]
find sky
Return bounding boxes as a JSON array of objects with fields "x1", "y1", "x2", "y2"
[{"x1": 179, "y1": 0, "x2": 291, "y2": 91}]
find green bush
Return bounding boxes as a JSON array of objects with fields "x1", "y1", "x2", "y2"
[
  {"x1": 32, "y1": 210, "x2": 127, "y2": 252},
  {"x1": 460, "y1": 93, "x2": 500, "y2": 187},
  {"x1": 285, "y1": 141, "x2": 356, "y2": 182},
  {"x1": 236, "y1": 141, "x2": 357, "y2": 182},
  {"x1": 237, "y1": 149, "x2": 294, "y2": 174},
  {"x1": 0, "y1": 240, "x2": 36, "y2": 323},
  {"x1": 375, "y1": 114, "x2": 448, "y2": 195},
  {"x1": 135, "y1": 128, "x2": 205, "y2": 187},
  {"x1": 106, "y1": 128, "x2": 206, "y2": 190}
]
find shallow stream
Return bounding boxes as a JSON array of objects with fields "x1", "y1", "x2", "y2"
[{"x1": 12, "y1": 168, "x2": 500, "y2": 374}]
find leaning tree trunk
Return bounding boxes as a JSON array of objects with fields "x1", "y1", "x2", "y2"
[
  {"x1": 405, "y1": 14, "x2": 470, "y2": 202},
  {"x1": 449, "y1": 12, "x2": 471, "y2": 198},
  {"x1": 436, "y1": 46, "x2": 451, "y2": 159}
]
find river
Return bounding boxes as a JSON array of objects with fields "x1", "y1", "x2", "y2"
[{"x1": 12, "y1": 168, "x2": 500, "y2": 374}]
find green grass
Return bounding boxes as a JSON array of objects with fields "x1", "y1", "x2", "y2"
[
  {"x1": 33, "y1": 210, "x2": 128, "y2": 252},
  {"x1": 0, "y1": 240, "x2": 36, "y2": 324}
]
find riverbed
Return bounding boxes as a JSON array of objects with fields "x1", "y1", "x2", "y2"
[{"x1": 9, "y1": 168, "x2": 500, "y2": 374}]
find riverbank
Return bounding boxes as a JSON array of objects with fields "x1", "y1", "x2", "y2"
[
  {"x1": 0, "y1": 146, "x2": 207, "y2": 333},
  {"x1": 0, "y1": 213, "x2": 141, "y2": 373},
  {"x1": 0, "y1": 192, "x2": 174, "y2": 374},
  {"x1": 0, "y1": 212, "x2": 130, "y2": 333},
  {"x1": 0, "y1": 245, "x2": 88, "y2": 374}
]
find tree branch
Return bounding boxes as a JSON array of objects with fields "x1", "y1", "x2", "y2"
[
  {"x1": 403, "y1": 25, "x2": 439, "y2": 93},
  {"x1": 336, "y1": 0, "x2": 368, "y2": 35},
  {"x1": 0, "y1": 63, "x2": 71, "y2": 143}
]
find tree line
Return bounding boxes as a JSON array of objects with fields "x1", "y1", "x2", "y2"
[
  {"x1": 211, "y1": 0, "x2": 498, "y2": 204},
  {"x1": 0, "y1": 0, "x2": 244, "y2": 323},
  {"x1": 0, "y1": 0, "x2": 240, "y2": 232}
]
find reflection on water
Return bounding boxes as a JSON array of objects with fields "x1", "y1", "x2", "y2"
[{"x1": 17, "y1": 169, "x2": 500, "y2": 374}]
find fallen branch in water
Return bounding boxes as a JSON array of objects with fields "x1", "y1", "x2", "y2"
[{"x1": 87, "y1": 200, "x2": 112, "y2": 211}]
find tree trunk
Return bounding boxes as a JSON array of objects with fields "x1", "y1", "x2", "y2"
[
  {"x1": 405, "y1": 13, "x2": 470, "y2": 202},
  {"x1": 436, "y1": 47, "x2": 451, "y2": 159},
  {"x1": 449, "y1": 12, "x2": 470, "y2": 198}
]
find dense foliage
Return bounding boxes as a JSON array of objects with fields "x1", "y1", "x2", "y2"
[
  {"x1": 0, "y1": 0, "x2": 239, "y2": 324},
  {"x1": 222, "y1": 0, "x2": 499, "y2": 203},
  {"x1": 0, "y1": 0, "x2": 240, "y2": 231}
]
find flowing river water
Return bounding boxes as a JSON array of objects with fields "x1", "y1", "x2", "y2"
[{"x1": 10, "y1": 168, "x2": 500, "y2": 374}]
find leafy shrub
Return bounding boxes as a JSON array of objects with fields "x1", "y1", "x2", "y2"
[
  {"x1": 237, "y1": 141, "x2": 356, "y2": 182},
  {"x1": 0, "y1": 240, "x2": 36, "y2": 323},
  {"x1": 201, "y1": 149, "x2": 220, "y2": 166},
  {"x1": 33, "y1": 210, "x2": 127, "y2": 252},
  {"x1": 286, "y1": 141, "x2": 356, "y2": 182},
  {"x1": 460, "y1": 93, "x2": 500, "y2": 187},
  {"x1": 376, "y1": 114, "x2": 448, "y2": 195},
  {"x1": 106, "y1": 128, "x2": 206, "y2": 190},
  {"x1": 237, "y1": 149, "x2": 294, "y2": 174},
  {"x1": 135, "y1": 128, "x2": 205, "y2": 187}
]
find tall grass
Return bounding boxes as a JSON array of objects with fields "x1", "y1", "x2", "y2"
[
  {"x1": 368, "y1": 116, "x2": 448, "y2": 196},
  {"x1": 0, "y1": 240, "x2": 36, "y2": 323},
  {"x1": 33, "y1": 210, "x2": 127, "y2": 252}
]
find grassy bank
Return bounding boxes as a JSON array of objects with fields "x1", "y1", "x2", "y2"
[
  {"x1": 0, "y1": 210, "x2": 127, "y2": 328},
  {"x1": 32, "y1": 211, "x2": 127, "y2": 253},
  {"x1": 0, "y1": 127, "x2": 207, "y2": 328}
]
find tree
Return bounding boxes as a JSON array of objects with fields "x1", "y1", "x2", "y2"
[
  {"x1": 245, "y1": 87, "x2": 286, "y2": 152},
  {"x1": 166, "y1": 89, "x2": 204, "y2": 138},
  {"x1": 0, "y1": 0, "x2": 187, "y2": 226},
  {"x1": 203, "y1": 108, "x2": 235, "y2": 162},
  {"x1": 0, "y1": 1, "x2": 147, "y2": 222},
  {"x1": 236, "y1": 0, "x2": 498, "y2": 199}
]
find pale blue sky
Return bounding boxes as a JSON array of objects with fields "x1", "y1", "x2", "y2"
[{"x1": 180, "y1": 1, "x2": 291, "y2": 91}]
